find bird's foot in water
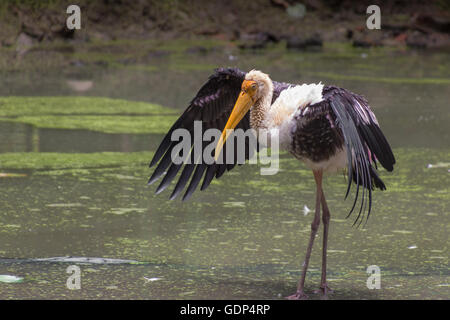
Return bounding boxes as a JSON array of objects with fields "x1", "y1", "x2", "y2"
[
  {"x1": 314, "y1": 283, "x2": 333, "y2": 296},
  {"x1": 286, "y1": 290, "x2": 309, "y2": 300}
]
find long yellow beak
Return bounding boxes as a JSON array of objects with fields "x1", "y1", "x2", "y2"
[{"x1": 214, "y1": 90, "x2": 254, "y2": 162}]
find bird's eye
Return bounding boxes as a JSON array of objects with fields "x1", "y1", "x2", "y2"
[{"x1": 251, "y1": 83, "x2": 258, "y2": 90}]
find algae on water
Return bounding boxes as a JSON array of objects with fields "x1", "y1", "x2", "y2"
[
  {"x1": 0, "y1": 151, "x2": 154, "y2": 170},
  {"x1": 0, "y1": 96, "x2": 175, "y2": 117},
  {"x1": 3, "y1": 114, "x2": 178, "y2": 134},
  {"x1": 0, "y1": 96, "x2": 178, "y2": 134}
]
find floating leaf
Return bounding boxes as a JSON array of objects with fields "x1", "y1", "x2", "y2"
[
  {"x1": 303, "y1": 205, "x2": 311, "y2": 216},
  {"x1": 328, "y1": 250, "x2": 347, "y2": 253},
  {"x1": 107, "y1": 208, "x2": 146, "y2": 215},
  {"x1": 0, "y1": 275, "x2": 23, "y2": 283},
  {"x1": 0, "y1": 173, "x2": 27, "y2": 178},
  {"x1": 427, "y1": 162, "x2": 450, "y2": 169},
  {"x1": 392, "y1": 230, "x2": 413, "y2": 235},
  {"x1": 144, "y1": 277, "x2": 162, "y2": 282},
  {"x1": 223, "y1": 201, "x2": 246, "y2": 208},
  {"x1": 46, "y1": 203, "x2": 83, "y2": 208}
]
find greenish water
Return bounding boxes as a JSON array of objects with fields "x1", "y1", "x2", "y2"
[{"x1": 0, "y1": 46, "x2": 448, "y2": 299}]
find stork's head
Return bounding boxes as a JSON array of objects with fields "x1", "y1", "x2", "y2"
[
  {"x1": 242, "y1": 70, "x2": 273, "y2": 102},
  {"x1": 215, "y1": 70, "x2": 273, "y2": 161}
]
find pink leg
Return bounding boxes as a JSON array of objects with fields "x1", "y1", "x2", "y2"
[
  {"x1": 287, "y1": 170, "x2": 323, "y2": 300},
  {"x1": 314, "y1": 189, "x2": 333, "y2": 296}
]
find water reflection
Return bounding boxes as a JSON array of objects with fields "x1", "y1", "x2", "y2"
[
  {"x1": 0, "y1": 122, "x2": 161, "y2": 153},
  {"x1": 0, "y1": 122, "x2": 34, "y2": 153}
]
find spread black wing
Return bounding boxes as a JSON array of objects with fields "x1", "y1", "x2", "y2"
[
  {"x1": 148, "y1": 67, "x2": 256, "y2": 201},
  {"x1": 302, "y1": 86, "x2": 395, "y2": 226}
]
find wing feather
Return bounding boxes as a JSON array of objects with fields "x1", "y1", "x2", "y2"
[
  {"x1": 149, "y1": 67, "x2": 258, "y2": 200},
  {"x1": 324, "y1": 86, "x2": 395, "y2": 225}
]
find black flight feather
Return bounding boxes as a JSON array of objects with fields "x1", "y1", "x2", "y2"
[
  {"x1": 149, "y1": 67, "x2": 262, "y2": 200},
  {"x1": 324, "y1": 87, "x2": 395, "y2": 225}
]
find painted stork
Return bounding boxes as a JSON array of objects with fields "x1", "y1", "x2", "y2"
[{"x1": 148, "y1": 68, "x2": 395, "y2": 299}]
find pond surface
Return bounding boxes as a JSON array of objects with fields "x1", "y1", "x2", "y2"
[{"x1": 0, "y1": 45, "x2": 448, "y2": 299}]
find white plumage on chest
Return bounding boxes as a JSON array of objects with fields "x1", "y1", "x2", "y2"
[{"x1": 265, "y1": 83, "x2": 324, "y2": 149}]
